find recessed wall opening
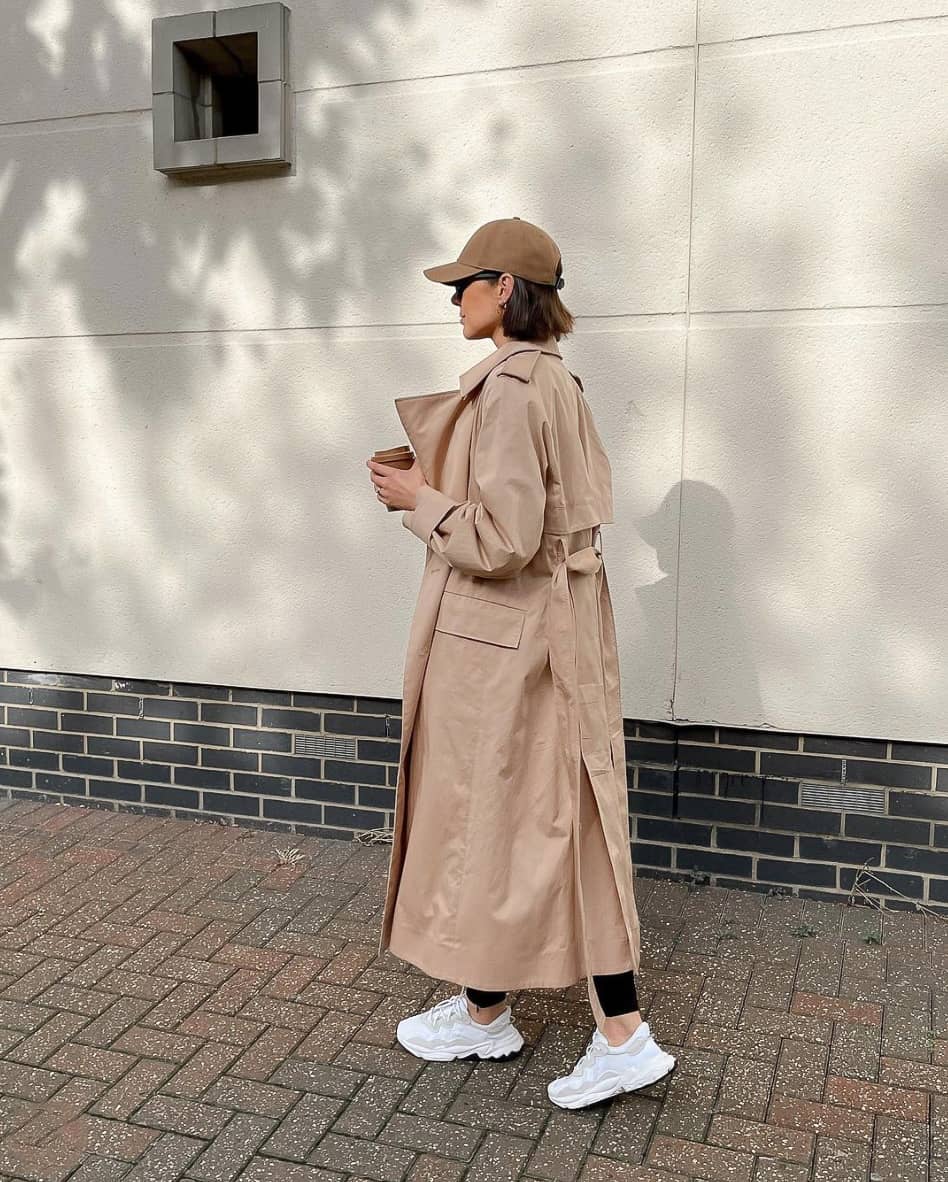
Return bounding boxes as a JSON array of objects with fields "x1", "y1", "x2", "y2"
[
  {"x1": 173, "y1": 32, "x2": 259, "y2": 141},
  {"x1": 152, "y1": 5, "x2": 291, "y2": 174}
]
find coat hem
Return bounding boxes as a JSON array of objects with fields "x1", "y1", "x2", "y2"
[{"x1": 386, "y1": 919, "x2": 637, "y2": 992}]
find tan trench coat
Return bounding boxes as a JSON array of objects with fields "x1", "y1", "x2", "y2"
[{"x1": 378, "y1": 337, "x2": 640, "y2": 1022}]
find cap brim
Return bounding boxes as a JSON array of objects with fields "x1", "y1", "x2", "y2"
[{"x1": 422, "y1": 261, "x2": 483, "y2": 285}]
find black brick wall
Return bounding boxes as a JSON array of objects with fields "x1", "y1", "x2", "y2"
[{"x1": 1, "y1": 668, "x2": 946, "y2": 913}]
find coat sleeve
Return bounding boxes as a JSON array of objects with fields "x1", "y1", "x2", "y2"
[{"x1": 401, "y1": 375, "x2": 549, "y2": 578}]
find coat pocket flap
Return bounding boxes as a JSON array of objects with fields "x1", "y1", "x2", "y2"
[{"x1": 435, "y1": 592, "x2": 525, "y2": 648}]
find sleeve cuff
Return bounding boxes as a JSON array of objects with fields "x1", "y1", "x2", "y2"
[{"x1": 402, "y1": 484, "x2": 461, "y2": 545}]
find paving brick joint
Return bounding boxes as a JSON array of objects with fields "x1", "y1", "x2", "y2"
[{"x1": 0, "y1": 797, "x2": 945, "y2": 1181}]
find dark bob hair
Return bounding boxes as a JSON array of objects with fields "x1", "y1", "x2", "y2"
[{"x1": 486, "y1": 267, "x2": 574, "y2": 342}]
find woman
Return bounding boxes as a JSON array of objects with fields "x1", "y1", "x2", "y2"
[{"x1": 366, "y1": 217, "x2": 675, "y2": 1109}]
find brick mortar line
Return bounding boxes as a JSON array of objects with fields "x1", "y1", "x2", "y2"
[
  {"x1": 6, "y1": 678, "x2": 945, "y2": 770},
  {"x1": 1, "y1": 787, "x2": 938, "y2": 834},
  {"x1": 7, "y1": 753, "x2": 941, "y2": 793}
]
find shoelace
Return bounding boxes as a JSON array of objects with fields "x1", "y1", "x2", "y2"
[
  {"x1": 572, "y1": 1032, "x2": 608, "y2": 1077},
  {"x1": 426, "y1": 993, "x2": 469, "y2": 1029}
]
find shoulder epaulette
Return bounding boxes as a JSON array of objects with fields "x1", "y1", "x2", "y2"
[{"x1": 497, "y1": 349, "x2": 542, "y2": 383}]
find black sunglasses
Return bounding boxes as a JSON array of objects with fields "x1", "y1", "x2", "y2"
[{"x1": 450, "y1": 271, "x2": 502, "y2": 300}]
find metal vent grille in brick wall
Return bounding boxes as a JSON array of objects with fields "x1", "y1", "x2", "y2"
[
  {"x1": 294, "y1": 733, "x2": 358, "y2": 759},
  {"x1": 800, "y1": 781, "x2": 886, "y2": 815}
]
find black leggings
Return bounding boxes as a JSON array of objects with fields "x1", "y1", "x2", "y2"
[{"x1": 466, "y1": 970, "x2": 639, "y2": 1018}]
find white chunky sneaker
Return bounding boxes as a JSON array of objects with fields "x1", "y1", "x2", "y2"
[
  {"x1": 396, "y1": 991, "x2": 525, "y2": 1062},
  {"x1": 547, "y1": 1022, "x2": 676, "y2": 1109}
]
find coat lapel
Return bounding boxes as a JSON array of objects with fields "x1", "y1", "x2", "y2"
[
  {"x1": 393, "y1": 390, "x2": 473, "y2": 501},
  {"x1": 392, "y1": 340, "x2": 560, "y2": 494}
]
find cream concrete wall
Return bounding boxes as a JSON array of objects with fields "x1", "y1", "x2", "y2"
[{"x1": 0, "y1": 2, "x2": 945, "y2": 741}]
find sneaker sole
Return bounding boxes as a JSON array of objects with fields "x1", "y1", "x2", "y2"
[
  {"x1": 548, "y1": 1054, "x2": 677, "y2": 1109},
  {"x1": 396, "y1": 1028, "x2": 525, "y2": 1063}
]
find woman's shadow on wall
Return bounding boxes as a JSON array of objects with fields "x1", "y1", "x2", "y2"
[{"x1": 635, "y1": 479, "x2": 762, "y2": 725}]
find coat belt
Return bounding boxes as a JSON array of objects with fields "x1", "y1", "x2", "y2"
[
  {"x1": 549, "y1": 534, "x2": 635, "y2": 983},
  {"x1": 549, "y1": 539, "x2": 606, "y2": 702}
]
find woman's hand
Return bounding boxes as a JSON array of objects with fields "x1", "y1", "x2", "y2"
[{"x1": 366, "y1": 458, "x2": 429, "y2": 512}]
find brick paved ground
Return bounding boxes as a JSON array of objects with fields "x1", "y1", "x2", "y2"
[{"x1": 0, "y1": 799, "x2": 945, "y2": 1182}]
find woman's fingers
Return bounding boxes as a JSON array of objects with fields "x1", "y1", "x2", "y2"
[
  {"x1": 366, "y1": 458, "x2": 391, "y2": 504},
  {"x1": 367, "y1": 459, "x2": 390, "y2": 490}
]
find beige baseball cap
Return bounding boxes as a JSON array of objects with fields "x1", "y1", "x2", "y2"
[{"x1": 423, "y1": 217, "x2": 565, "y2": 288}]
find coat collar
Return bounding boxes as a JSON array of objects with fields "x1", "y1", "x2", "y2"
[{"x1": 459, "y1": 337, "x2": 561, "y2": 399}]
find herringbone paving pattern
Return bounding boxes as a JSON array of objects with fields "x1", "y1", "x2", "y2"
[{"x1": 0, "y1": 798, "x2": 945, "y2": 1181}]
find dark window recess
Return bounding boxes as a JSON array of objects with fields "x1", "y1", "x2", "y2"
[{"x1": 174, "y1": 33, "x2": 259, "y2": 141}]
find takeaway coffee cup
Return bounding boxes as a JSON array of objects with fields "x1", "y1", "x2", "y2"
[{"x1": 371, "y1": 445, "x2": 415, "y2": 511}]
